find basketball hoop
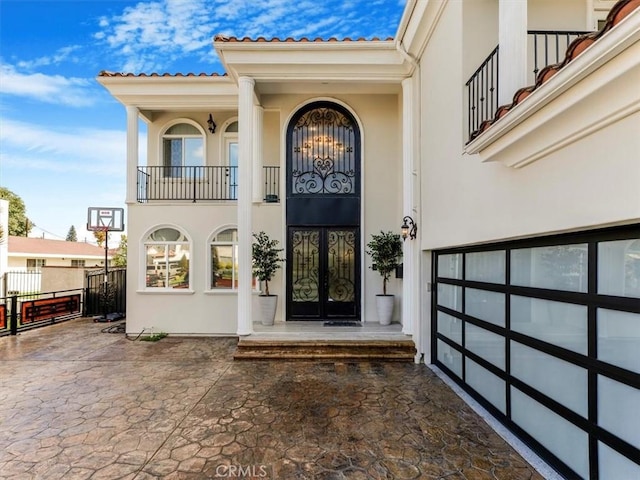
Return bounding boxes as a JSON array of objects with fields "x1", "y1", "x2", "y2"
[
  {"x1": 87, "y1": 207, "x2": 124, "y2": 233},
  {"x1": 87, "y1": 207, "x2": 125, "y2": 322}
]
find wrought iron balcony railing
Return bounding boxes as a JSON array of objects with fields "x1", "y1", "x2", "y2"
[
  {"x1": 137, "y1": 166, "x2": 280, "y2": 203},
  {"x1": 466, "y1": 45, "x2": 499, "y2": 145},
  {"x1": 466, "y1": 30, "x2": 591, "y2": 142}
]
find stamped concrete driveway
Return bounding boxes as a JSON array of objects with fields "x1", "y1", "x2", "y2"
[{"x1": 0, "y1": 318, "x2": 545, "y2": 479}]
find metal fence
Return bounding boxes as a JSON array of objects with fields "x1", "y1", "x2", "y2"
[
  {"x1": 528, "y1": 30, "x2": 590, "y2": 80},
  {"x1": 85, "y1": 268, "x2": 126, "y2": 318},
  {"x1": 0, "y1": 288, "x2": 84, "y2": 336},
  {"x1": 1, "y1": 270, "x2": 42, "y2": 297},
  {"x1": 263, "y1": 166, "x2": 280, "y2": 202},
  {"x1": 0, "y1": 268, "x2": 127, "y2": 336},
  {"x1": 466, "y1": 30, "x2": 592, "y2": 142},
  {"x1": 466, "y1": 45, "x2": 499, "y2": 144},
  {"x1": 137, "y1": 165, "x2": 281, "y2": 203}
]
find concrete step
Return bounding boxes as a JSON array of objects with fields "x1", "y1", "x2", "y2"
[{"x1": 234, "y1": 338, "x2": 416, "y2": 362}]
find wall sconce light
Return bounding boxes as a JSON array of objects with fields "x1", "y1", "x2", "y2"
[
  {"x1": 207, "y1": 114, "x2": 217, "y2": 134},
  {"x1": 401, "y1": 215, "x2": 417, "y2": 241}
]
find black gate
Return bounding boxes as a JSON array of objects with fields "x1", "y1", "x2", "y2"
[{"x1": 84, "y1": 268, "x2": 126, "y2": 317}]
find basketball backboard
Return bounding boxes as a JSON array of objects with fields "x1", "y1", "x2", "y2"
[{"x1": 87, "y1": 207, "x2": 124, "y2": 232}]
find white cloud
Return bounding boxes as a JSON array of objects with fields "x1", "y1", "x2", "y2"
[
  {"x1": 97, "y1": 0, "x2": 218, "y2": 72},
  {"x1": 0, "y1": 118, "x2": 143, "y2": 177},
  {"x1": 16, "y1": 45, "x2": 82, "y2": 70},
  {"x1": 0, "y1": 118, "x2": 144, "y2": 241},
  {"x1": 0, "y1": 64, "x2": 96, "y2": 107},
  {"x1": 94, "y1": 0, "x2": 404, "y2": 73}
]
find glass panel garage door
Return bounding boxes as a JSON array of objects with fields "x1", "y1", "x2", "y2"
[{"x1": 432, "y1": 225, "x2": 640, "y2": 480}]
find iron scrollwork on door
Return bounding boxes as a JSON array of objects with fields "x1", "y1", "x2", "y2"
[
  {"x1": 292, "y1": 230, "x2": 320, "y2": 302},
  {"x1": 327, "y1": 230, "x2": 356, "y2": 302},
  {"x1": 291, "y1": 107, "x2": 356, "y2": 195}
]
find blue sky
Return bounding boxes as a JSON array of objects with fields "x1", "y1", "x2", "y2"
[{"x1": 0, "y1": 0, "x2": 405, "y2": 243}]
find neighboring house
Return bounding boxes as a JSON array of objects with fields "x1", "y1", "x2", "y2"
[
  {"x1": 3, "y1": 236, "x2": 114, "y2": 295},
  {"x1": 98, "y1": 0, "x2": 639, "y2": 478},
  {"x1": 7, "y1": 236, "x2": 111, "y2": 270}
]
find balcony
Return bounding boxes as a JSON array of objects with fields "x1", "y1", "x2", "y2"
[
  {"x1": 465, "y1": 30, "x2": 591, "y2": 143},
  {"x1": 137, "y1": 166, "x2": 280, "y2": 203},
  {"x1": 465, "y1": 1, "x2": 640, "y2": 167}
]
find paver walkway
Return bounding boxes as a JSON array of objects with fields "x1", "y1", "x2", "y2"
[{"x1": 0, "y1": 318, "x2": 545, "y2": 479}]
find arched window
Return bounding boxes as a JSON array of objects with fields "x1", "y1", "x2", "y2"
[
  {"x1": 162, "y1": 122, "x2": 204, "y2": 178},
  {"x1": 289, "y1": 105, "x2": 358, "y2": 196},
  {"x1": 144, "y1": 227, "x2": 190, "y2": 289},
  {"x1": 209, "y1": 228, "x2": 238, "y2": 290}
]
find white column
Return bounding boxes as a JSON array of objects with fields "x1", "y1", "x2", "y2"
[
  {"x1": 125, "y1": 106, "x2": 139, "y2": 204},
  {"x1": 401, "y1": 77, "x2": 417, "y2": 337},
  {"x1": 252, "y1": 106, "x2": 264, "y2": 203},
  {"x1": 0, "y1": 199, "x2": 8, "y2": 276},
  {"x1": 498, "y1": 0, "x2": 528, "y2": 105},
  {"x1": 237, "y1": 77, "x2": 255, "y2": 336}
]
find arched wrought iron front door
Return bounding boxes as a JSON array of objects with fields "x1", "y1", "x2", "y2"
[{"x1": 286, "y1": 102, "x2": 361, "y2": 320}]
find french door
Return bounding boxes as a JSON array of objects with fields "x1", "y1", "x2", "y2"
[{"x1": 287, "y1": 227, "x2": 359, "y2": 320}]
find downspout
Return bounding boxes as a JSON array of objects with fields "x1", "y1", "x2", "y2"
[{"x1": 396, "y1": 40, "x2": 419, "y2": 77}]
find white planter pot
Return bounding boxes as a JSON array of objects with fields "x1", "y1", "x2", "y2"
[
  {"x1": 375, "y1": 295, "x2": 394, "y2": 325},
  {"x1": 258, "y1": 295, "x2": 278, "y2": 326}
]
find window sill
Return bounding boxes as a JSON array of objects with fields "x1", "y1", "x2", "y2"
[
  {"x1": 204, "y1": 290, "x2": 262, "y2": 295},
  {"x1": 136, "y1": 288, "x2": 195, "y2": 295}
]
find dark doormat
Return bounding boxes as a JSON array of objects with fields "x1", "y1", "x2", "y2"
[{"x1": 323, "y1": 321, "x2": 362, "y2": 327}]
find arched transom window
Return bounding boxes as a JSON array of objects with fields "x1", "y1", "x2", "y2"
[
  {"x1": 290, "y1": 106, "x2": 356, "y2": 195},
  {"x1": 144, "y1": 227, "x2": 190, "y2": 289}
]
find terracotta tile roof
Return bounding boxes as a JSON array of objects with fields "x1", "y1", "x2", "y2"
[
  {"x1": 8, "y1": 236, "x2": 110, "y2": 258},
  {"x1": 214, "y1": 34, "x2": 393, "y2": 43},
  {"x1": 99, "y1": 36, "x2": 393, "y2": 78},
  {"x1": 98, "y1": 71, "x2": 227, "y2": 77},
  {"x1": 469, "y1": 0, "x2": 640, "y2": 142}
]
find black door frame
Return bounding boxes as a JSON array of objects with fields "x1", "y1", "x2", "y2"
[
  {"x1": 285, "y1": 101, "x2": 361, "y2": 321},
  {"x1": 287, "y1": 226, "x2": 360, "y2": 320}
]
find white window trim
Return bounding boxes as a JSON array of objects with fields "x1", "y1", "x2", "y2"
[
  {"x1": 139, "y1": 225, "x2": 194, "y2": 293},
  {"x1": 159, "y1": 118, "x2": 207, "y2": 173},
  {"x1": 205, "y1": 225, "x2": 259, "y2": 294}
]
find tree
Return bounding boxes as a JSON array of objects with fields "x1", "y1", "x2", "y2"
[
  {"x1": 0, "y1": 187, "x2": 33, "y2": 236},
  {"x1": 93, "y1": 230, "x2": 107, "y2": 247},
  {"x1": 66, "y1": 225, "x2": 78, "y2": 242},
  {"x1": 112, "y1": 235, "x2": 127, "y2": 267},
  {"x1": 251, "y1": 231, "x2": 284, "y2": 296},
  {"x1": 366, "y1": 231, "x2": 403, "y2": 295}
]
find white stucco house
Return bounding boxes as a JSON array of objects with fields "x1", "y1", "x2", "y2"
[{"x1": 98, "y1": 0, "x2": 639, "y2": 478}]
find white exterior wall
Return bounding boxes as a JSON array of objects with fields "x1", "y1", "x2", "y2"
[
  {"x1": 528, "y1": 0, "x2": 590, "y2": 30},
  {"x1": 421, "y1": 1, "x2": 640, "y2": 252},
  {"x1": 462, "y1": 0, "x2": 499, "y2": 81},
  {"x1": 125, "y1": 93, "x2": 402, "y2": 334},
  {"x1": 261, "y1": 93, "x2": 402, "y2": 324},
  {"x1": 0, "y1": 199, "x2": 8, "y2": 275}
]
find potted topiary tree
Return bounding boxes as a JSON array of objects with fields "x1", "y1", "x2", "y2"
[
  {"x1": 252, "y1": 231, "x2": 284, "y2": 325},
  {"x1": 366, "y1": 230, "x2": 403, "y2": 325}
]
